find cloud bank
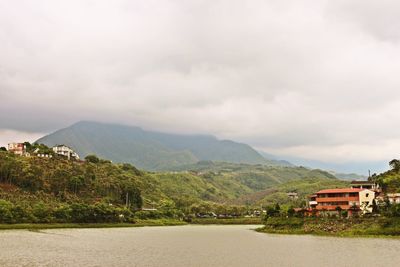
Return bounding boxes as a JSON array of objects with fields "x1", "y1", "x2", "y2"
[{"x1": 1, "y1": 0, "x2": 400, "y2": 171}]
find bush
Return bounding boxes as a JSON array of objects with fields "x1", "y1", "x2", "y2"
[
  {"x1": 0, "y1": 200, "x2": 14, "y2": 223},
  {"x1": 85, "y1": 155, "x2": 100, "y2": 164}
]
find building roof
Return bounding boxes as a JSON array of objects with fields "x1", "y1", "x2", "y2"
[
  {"x1": 316, "y1": 188, "x2": 364, "y2": 194},
  {"x1": 350, "y1": 180, "x2": 374, "y2": 185}
]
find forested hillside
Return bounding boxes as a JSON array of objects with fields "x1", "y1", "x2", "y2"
[
  {"x1": 373, "y1": 159, "x2": 400, "y2": 192},
  {"x1": 0, "y1": 150, "x2": 346, "y2": 223}
]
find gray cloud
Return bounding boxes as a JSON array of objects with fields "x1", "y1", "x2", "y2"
[{"x1": 1, "y1": 0, "x2": 400, "y2": 167}]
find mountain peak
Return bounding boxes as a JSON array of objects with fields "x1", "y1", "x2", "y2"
[{"x1": 36, "y1": 121, "x2": 273, "y2": 170}]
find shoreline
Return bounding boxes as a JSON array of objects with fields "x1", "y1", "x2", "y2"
[
  {"x1": 0, "y1": 218, "x2": 263, "y2": 230},
  {"x1": 0, "y1": 219, "x2": 186, "y2": 231},
  {"x1": 258, "y1": 217, "x2": 400, "y2": 238},
  {"x1": 256, "y1": 227, "x2": 400, "y2": 239}
]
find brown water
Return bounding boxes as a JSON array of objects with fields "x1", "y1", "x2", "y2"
[{"x1": 0, "y1": 225, "x2": 399, "y2": 267}]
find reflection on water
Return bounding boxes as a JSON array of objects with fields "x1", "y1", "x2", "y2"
[{"x1": 0, "y1": 225, "x2": 400, "y2": 267}]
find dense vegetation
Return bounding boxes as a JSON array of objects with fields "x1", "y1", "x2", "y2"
[
  {"x1": 0, "y1": 148, "x2": 346, "y2": 224},
  {"x1": 0, "y1": 151, "x2": 144, "y2": 223},
  {"x1": 35, "y1": 121, "x2": 285, "y2": 170},
  {"x1": 372, "y1": 159, "x2": 400, "y2": 193}
]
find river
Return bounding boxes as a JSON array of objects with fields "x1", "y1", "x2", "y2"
[{"x1": 0, "y1": 225, "x2": 399, "y2": 267}]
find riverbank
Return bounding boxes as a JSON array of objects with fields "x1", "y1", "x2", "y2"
[
  {"x1": 0, "y1": 217, "x2": 263, "y2": 230},
  {"x1": 191, "y1": 217, "x2": 262, "y2": 225},
  {"x1": 0, "y1": 219, "x2": 187, "y2": 230},
  {"x1": 258, "y1": 216, "x2": 400, "y2": 237}
]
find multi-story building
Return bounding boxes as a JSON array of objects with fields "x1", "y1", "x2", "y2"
[
  {"x1": 52, "y1": 145, "x2": 80, "y2": 160},
  {"x1": 7, "y1": 143, "x2": 29, "y2": 156},
  {"x1": 313, "y1": 188, "x2": 375, "y2": 215}
]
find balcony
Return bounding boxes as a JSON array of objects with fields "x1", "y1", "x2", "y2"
[
  {"x1": 309, "y1": 201, "x2": 318, "y2": 206},
  {"x1": 316, "y1": 196, "x2": 359, "y2": 203}
]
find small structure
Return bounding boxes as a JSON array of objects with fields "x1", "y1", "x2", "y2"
[
  {"x1": 308, "y1": 194, "x2": 318, "y2": 209},
  {"x1": 141, "y1": 208, "x2": 158, "y2": 211},
  {"x1": 350, "y1": 180, "x2": 380, "y2": 191},
  {"x1": 7, "y1": 143, "x2": 30, "y2": 156},
  {"x1": 387, "y1": 193, "x2": 400, "y2": 204},
  {"x1": 287, "y1": 192, "x2": 298, "y2": 200},
  {"x1": 32, "y1": 148, "x2": 53, "y2": 158},
  {"x1": 52, "y1": 145, "x2": 80, "y2": 160}
]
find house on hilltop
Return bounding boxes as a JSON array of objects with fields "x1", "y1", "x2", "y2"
[
  {"x1": 52, "y1": 145, "x2": 80, "y2": 160},
  {"x1": 7, "y1": 143, "x2": 30, "y2": 157}
]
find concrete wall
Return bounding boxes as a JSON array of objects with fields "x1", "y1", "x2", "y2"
[{"x1": 359, "y1": 189, "x2": 375, "y2": 213}]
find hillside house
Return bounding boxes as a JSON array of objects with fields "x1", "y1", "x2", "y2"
[
  {"x1": 52, "y1": 145, "x2": 80, "y2": 160},
  {"x1": 7, "y1": 143, "x2": 30, "y2": 156},
  {"x1": 312, "y1": 188, "x2": 375, "y2": 215}
]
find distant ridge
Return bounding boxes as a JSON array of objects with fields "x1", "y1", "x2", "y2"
[{"x1": 36, "y1": 121, "x2": 286, "y2": 170}]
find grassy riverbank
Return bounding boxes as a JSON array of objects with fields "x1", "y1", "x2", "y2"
[
  {"x1": 191, "y1": 217, "x2": 262, "y2": 225},
  {"x1": 258, "y1": 217, "x2": 400, "y2": 237},
  {"x1": 0, "y1": 217, "x2": 264, "y2": 230},
  {"x1": 0, "y1": 219, "x2": 187, "y2": 230}
]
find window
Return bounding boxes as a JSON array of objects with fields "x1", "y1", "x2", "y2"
[{"x1": 366, "y1": 193, "x2": 369, "y2": 197}]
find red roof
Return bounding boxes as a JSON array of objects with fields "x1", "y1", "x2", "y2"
[{"x1": 316, "y1": 188, "x2": 363, "y2": 194}]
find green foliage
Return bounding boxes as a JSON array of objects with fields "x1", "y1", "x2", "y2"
[
  {"x1": 0, "y1": 200, "x2": 13, "y2": 223},
  {"x1": 0, "y1": 152, "x2": 144, "y2": 223},
  {"x1": 0, "y1": 152, "x2": 347, "y2": 224},
  {"x1": 375, "y1": 159, "x2": 400, "y2": 193},
  {"x1": 85, "y1": 155, "x2": 100, "y2": 163},
  {"x1": 0, "y1": 147, "x2": 6, "y2": 152}
]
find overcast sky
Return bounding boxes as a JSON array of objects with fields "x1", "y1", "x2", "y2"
[{"x1": 1, "y1": 0, "x2": 400, "y2": 173}]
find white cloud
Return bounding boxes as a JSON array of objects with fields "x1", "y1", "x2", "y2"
[
  {"x1": 1, "y1": 0, "x2": 400, "y2": 164},
  {"x1": 0, "y1": 130, "x2": 45, "y2": 148}
]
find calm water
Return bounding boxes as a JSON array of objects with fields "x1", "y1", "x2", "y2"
[{"x1": 1, "y1": 225, "x2": 400, "y2": 267}]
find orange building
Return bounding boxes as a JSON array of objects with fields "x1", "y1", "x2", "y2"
[{"x1": 312, "y1": 188, "x2": 375, "y2": 215}]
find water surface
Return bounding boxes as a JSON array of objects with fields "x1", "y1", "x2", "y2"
[{"x1": 0, "y1": 225, "x2": 399, "y2": 267}]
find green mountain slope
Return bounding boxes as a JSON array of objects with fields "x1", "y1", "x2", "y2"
[
  {"x1": 0, "y1": 151, "x2": 342, "y2": 207},
  {"x1": 35, "y1": 121, "x2": 276, "y2": 170}
]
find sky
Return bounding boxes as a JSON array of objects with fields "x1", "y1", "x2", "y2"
[{"x1": 1, "y1": 0, "x2": 400, "y2": 174}]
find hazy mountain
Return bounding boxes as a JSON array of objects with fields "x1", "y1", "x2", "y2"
[
  {"x1": 258, "y1": 150, "x2": 389, "y2": 176},
  {"x1": 257, "y1": 151, "x2": 294, "y2": 167},
  {"x1": 328, "y1": 172, "x2": 367, "y2": 181},
  {"x1": 36, "y1": 121, "x2": 284, "y2": 170}
]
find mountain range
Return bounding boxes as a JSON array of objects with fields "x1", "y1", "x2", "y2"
[{"x1": 36, "y1": 121, "x2": 289, "y2": 170}]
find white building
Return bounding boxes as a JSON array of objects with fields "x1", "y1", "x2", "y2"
[
  {"x1": 359, "y1": 189, "x2": 375, "y2": 213},
  {"x1": 387, "y1": 193, "x2": 400, "y2": 204},
  {"x1": 52, "y1": 145, "x2": 80, "y2": 160}
]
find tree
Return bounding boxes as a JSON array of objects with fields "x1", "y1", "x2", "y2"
[
  {"x1": 274, "y1": 203, "x2": 281, "y2": 214},
  {"x1": 0, "y1": 147, "x2": 6, "y2": 151},
  {"x1": 389, "y1": 159, "x2": 400, "y2": 172},
  {"x1": 371, "y1": 199, "x2": 379, "y2": 214},
  {"x1": 121, "y1": 185, "x2": 143, "y2": 210},
  {"x1": 0, "y1": 200, "x2": 14, "y2": 223},
  {"x1": 85, "y1": 154, "x2": 100, "y2": 164},
  {"x1": 287, "y1": 206, "x2": 295, "y2": 217}
]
